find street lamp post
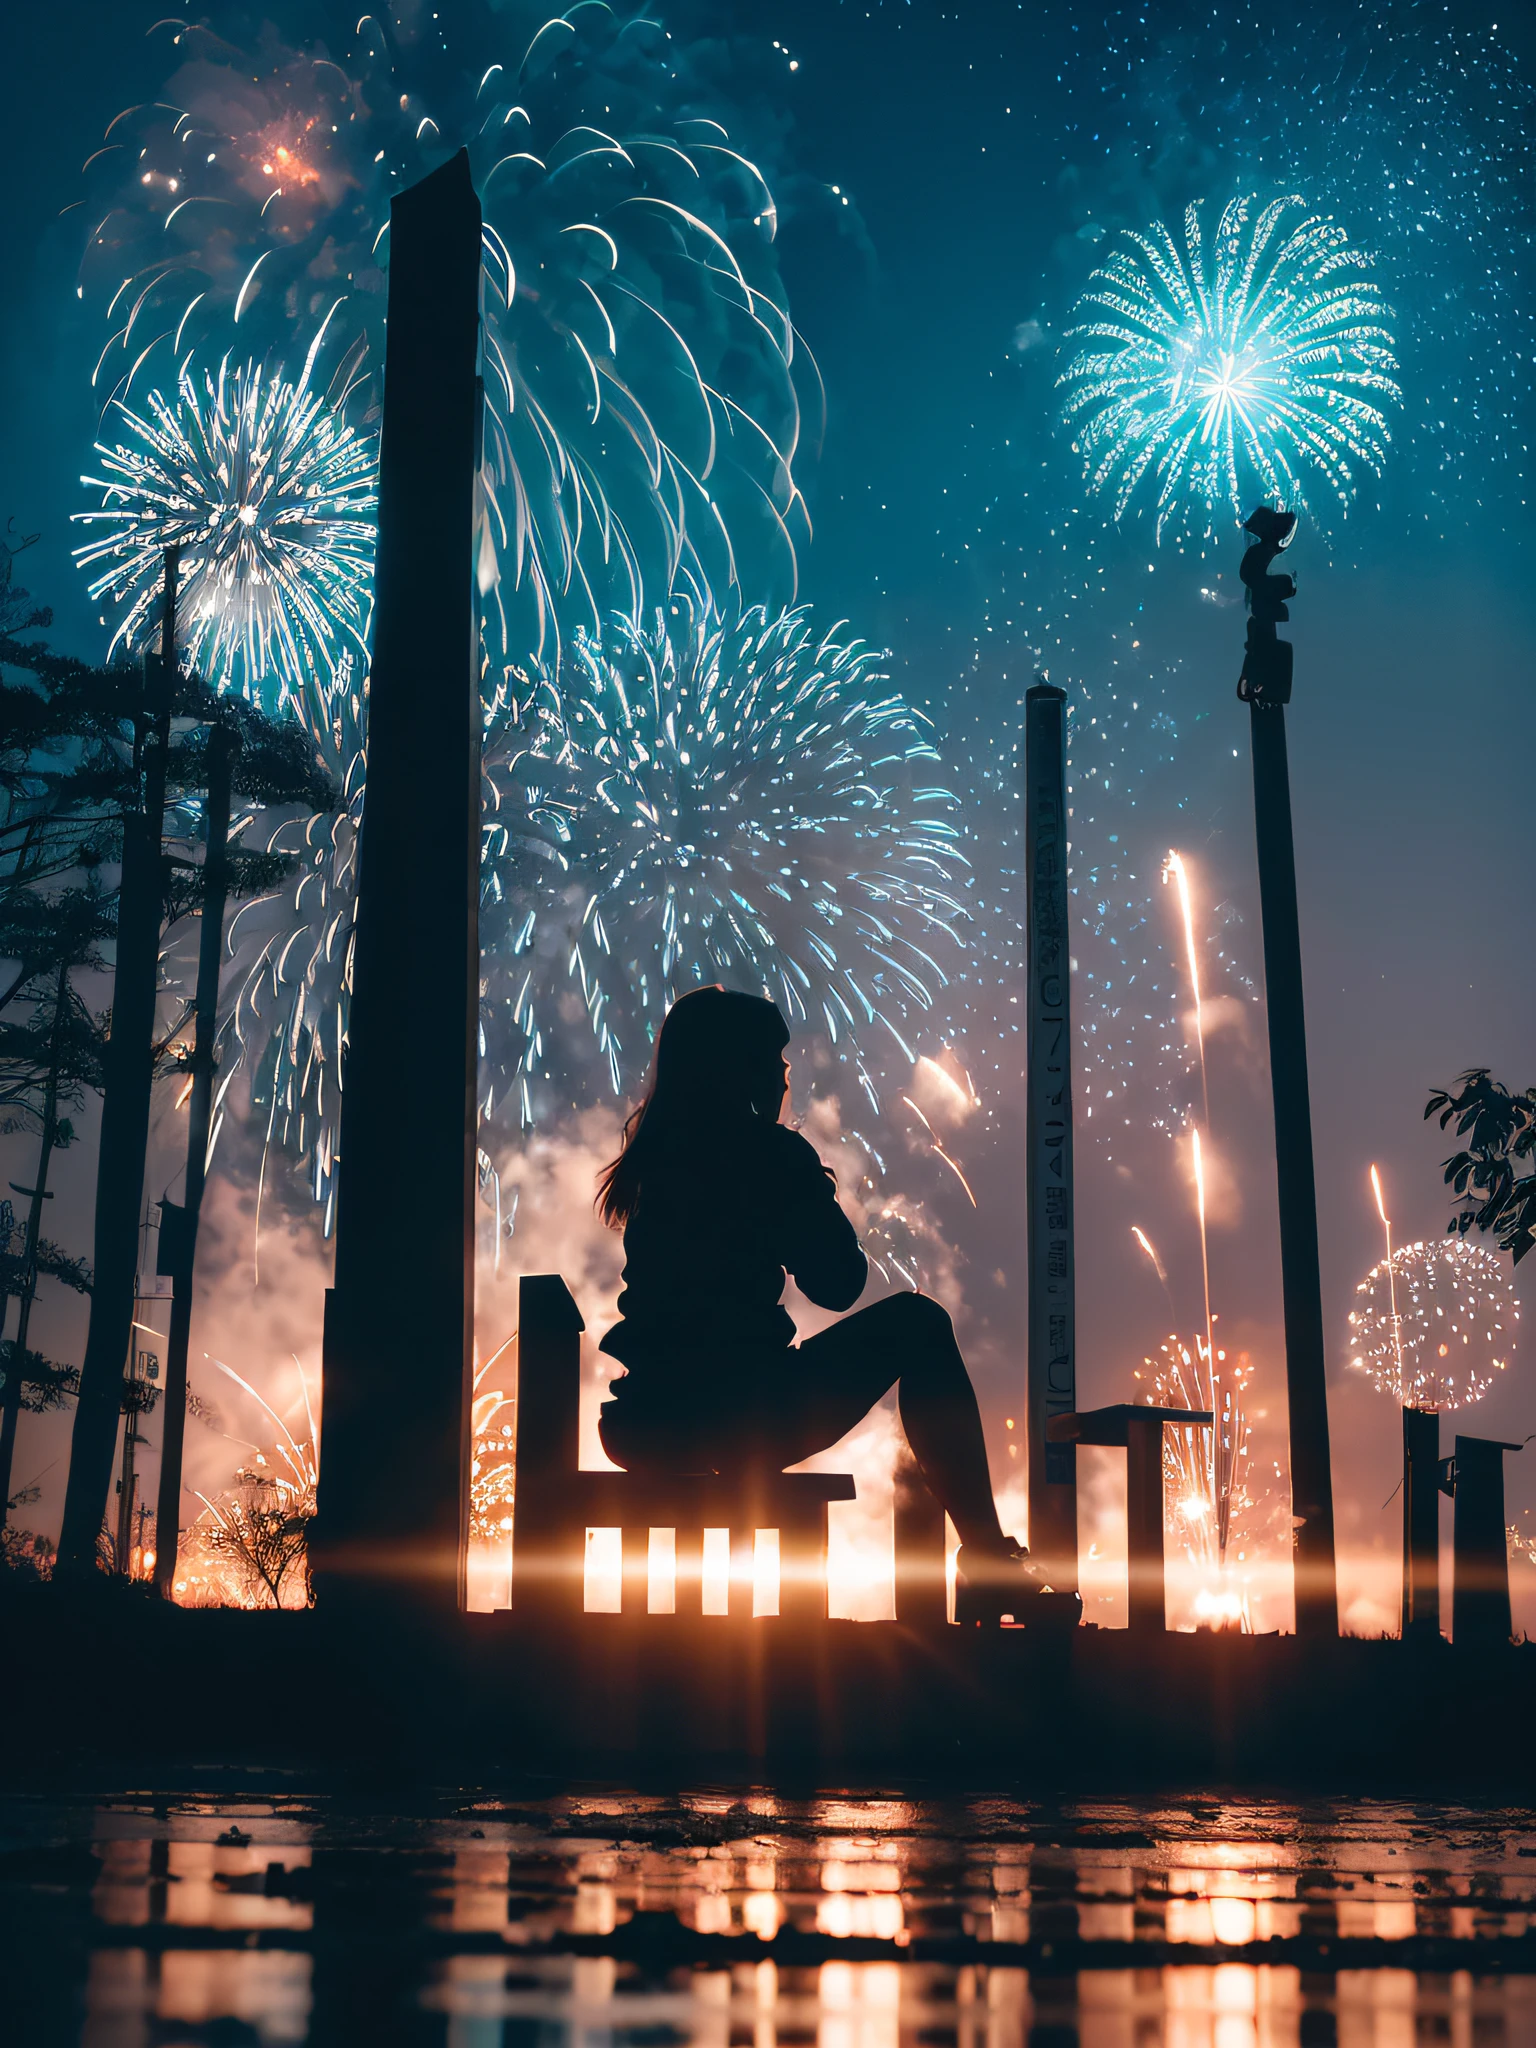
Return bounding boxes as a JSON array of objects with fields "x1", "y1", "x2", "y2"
[{"x1": 1237, "y1": 507, "x2": 1339, "y2": 1641}]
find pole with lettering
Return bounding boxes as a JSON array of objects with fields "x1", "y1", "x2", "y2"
[{"x1": 1025, "y1": 679, "x2": 1078, "y2": 1592}]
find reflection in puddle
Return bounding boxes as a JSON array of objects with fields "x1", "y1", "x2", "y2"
[{"x1": 7, "y1": 1791, "x2": 1536, "y2": 2043}]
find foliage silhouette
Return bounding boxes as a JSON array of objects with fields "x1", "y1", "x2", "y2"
[{"x1": 1426, "y1": 1068, "x2": 1536, "y2": 1264}]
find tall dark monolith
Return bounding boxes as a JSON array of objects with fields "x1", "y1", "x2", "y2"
[
  {"x1": 313, "y1": 150, "x2": 482, "y2": 1612},
  {"x1": 1024, "y1": 680, "x2": 1078, "y2": 1593}
]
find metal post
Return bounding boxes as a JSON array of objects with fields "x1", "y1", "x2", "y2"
[
  {"x1": 1401, "y1": 1406, "x2": 1441, "y2": 1639},
  {"x1": 510, "y1": 1274, "x2": 585, "y2": 1622},
  {"x1": 893, "y1": 1447, "x2": 948, "y2": 1629},
  {"x1": 313, "y1": 151, "x2": 482, "y2": 1612},
  {"x1": 1237, "y1": 511, "x2": 1338, "y2": 1640},
  {"x1": 1447, "y1": 1434, "x2": 1521, "y2": 1649},
  {"x1": 153, "y1": 722, "x2": 234, "y2": 1598},
  {"x1": 114, "y1": 1388, "x2": 137, "y2": 1573},
  {"x1": 0, "y1": 957, "x2": 70, "y2": 1529},
  {"x1": 1024, "y1": 679, "x2": 1077, "y2": 1593},
  {"x1": 1051, "y1": 1405, "x2": 1210, "y2": 1635},
  {"x1": 58, "y1": 549, "x2": 177, "y2": 1574}
]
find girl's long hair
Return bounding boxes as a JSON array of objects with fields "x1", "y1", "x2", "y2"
[{"x1": 597, "y1": 986, "x2": 790, "y2": 1228}]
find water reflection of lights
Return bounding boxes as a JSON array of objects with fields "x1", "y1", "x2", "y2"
[{"x1": 35, "y1": 1794, "x2": 1536, "y2": 2042}]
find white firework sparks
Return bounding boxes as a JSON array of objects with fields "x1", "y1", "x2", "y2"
[
  {"x1": 1059, "y1": 193, "x2": 1401, "y2": 538},
  {"x1": 1348, "y1": 1237, "x2": 1519, "y2": 1410},
  {"x1": 226, "y1": 655, "x2": 364, "y2": 1234},
  {"x1": 73, "y1": 321, "x2": 376, "y2": 704},
  {"x1": 481, "y1": 601, "x2": 966, "y2": 1125}
]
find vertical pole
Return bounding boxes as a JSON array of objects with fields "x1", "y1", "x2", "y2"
[
  {"x1": 1124, "y1": 1413, "x2": 1168, "y2": 1637},
  {"x1": 0, "y1": 957, "x2": 70, "y2": 1529},
  {"x1": 893, "y1": 1448, "x2": 948, "y2": 1629},
  {"x1": 115, "y1": 1384, "x2": 137, "y2": 1572},
  {"x1": 1401, "y1": 1406, "x2": 1441, "y2": 1639},
  {"x1": 313, "y1": 151, "x2": 482, "y2": 1612},
  {"x1": 510, "y1": 1274, "x2": 585, "y2": 1621},
  {"x1": 1248, "y1": 698, "x2": 1338, "y2": 1638},
  {"x1": 1450, "y1": 1435, "x2": 1520, "y2": 1649},
  {"x1": 1025, "y1": 680, "x2": 1078, "y2": 1592},
  {"x1": 58, "y1": 548, "x2": 177, "y2": 1575},
  {"x1": 153, "y1": 723, "x2": 234, "y2": 1598}
]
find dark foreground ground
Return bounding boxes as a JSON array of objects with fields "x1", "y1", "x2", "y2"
[{"x1": 6, "y1": 1577, "x2": 1536, "y2": 1787}]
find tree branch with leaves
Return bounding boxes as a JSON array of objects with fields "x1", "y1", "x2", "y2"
[{"x1": 1426, "y1": 1068, "x2": 1536, "y2": 1265}]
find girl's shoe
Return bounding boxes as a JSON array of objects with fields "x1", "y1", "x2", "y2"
[{"x1": 954, "y1": 1544, "x2": 1083, "y2": 1629}]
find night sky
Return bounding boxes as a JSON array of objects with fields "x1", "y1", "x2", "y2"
[{"x1": 3, "y1": 0, "x2": 1534, "y2": 1628}]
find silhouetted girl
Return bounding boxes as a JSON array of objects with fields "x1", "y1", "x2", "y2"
[{"x1": 597, "y1": 985, "x2": 1029, "y2": 1592}]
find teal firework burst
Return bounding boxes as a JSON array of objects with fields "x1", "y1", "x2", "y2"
[
  {"x1": 1059, "y1": 195, "x2": 1401, "y2": 539},
  {"x1": 73, "y1": 321, "x2": 376, "y2": 705},
  {"x1": 481, "y1": 602, "x2": 965, "y2": 1124}
]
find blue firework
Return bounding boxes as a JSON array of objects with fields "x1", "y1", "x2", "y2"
[
  {"x1": 73, "y1": 323, "x2": 376, "y2": 707},
  {"x1": 481, "y1": 602, "x2": 966, "y2": 1125},
  {"x1": 1059, "y1": 195, "x2": 1401, "y2": 538}
]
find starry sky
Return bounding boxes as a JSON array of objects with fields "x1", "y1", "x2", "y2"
[{"x1": 3, "y1": 0, "x2": 1534, "y2": 1627}]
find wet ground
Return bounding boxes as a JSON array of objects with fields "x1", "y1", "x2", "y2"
[{"x1": 7, "y1": 1783, "x2": 1536, "y2": 2044}]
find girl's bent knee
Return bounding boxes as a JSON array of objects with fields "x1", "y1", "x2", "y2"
[{"x1": 881, "y1": 1289, "x2": 953, "y2": 1338}]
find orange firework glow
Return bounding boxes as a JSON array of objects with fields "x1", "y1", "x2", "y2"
[{"x1": 245, "y1": 120, "x2": 325, "y2": 196}]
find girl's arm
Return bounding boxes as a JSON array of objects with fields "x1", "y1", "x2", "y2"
[{"x1": 777, "y1": 1131, "x2": 867, "y2": 1311}]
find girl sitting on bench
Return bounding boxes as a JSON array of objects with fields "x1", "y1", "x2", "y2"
[{"x1": 596, "y1": 984, "x2": 1034, "y2": 1603}]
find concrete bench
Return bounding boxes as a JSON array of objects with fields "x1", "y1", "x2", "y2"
[{"x1": 510, "y1": 1274, "x2": 858, "y2": 1624}]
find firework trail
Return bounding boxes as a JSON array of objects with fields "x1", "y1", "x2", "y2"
[
  {"x1": 1159, "y1": 848, "x2": 1230, "y2": 1556},
  {"x1": 73, "y1": 321, "x2": 376, "y2": 707},
  {"x1": 481, "y1": 599, "x2": 966, "y2": 1126},
  {"x1": 1163, "y1": 851, "x2": 1208, "y2": 1125},
  {"x1": 1060, "y1": 195, "x2": 1400, "y2": 540},
  {"x1": 1369, "y1": 1164, "x2": 1407, "y2": 1397},
  {"x1": 1347, "y1": 1237, "x2": 1518, "y2": 1410},
  {"x1": 76, "y1": 5, "x2": 809, "y2": 664},
  {"x1": 1132, "y1": 1224, "x2": 1171, "y2": 1297},
  {"x1": 225, "y1": 654, "x2": 365, "y2": 1235}
]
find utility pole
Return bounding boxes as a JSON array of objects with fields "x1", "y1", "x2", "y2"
[
  {"x1": 59, "y1": 549, "x2": 177, "y2": 1575},
  {"x1": 1024, "y1": 678, "x2": 1078, "y2": 1593},
  {"x1": 152, "y1": 719, "x2": 235, "y2": 1598},
  {"x1": 1236, "y1": 507, "x2": 1339, "y2": 1641},
  {"x1": 0, "y1": 957, "x2": 68, "y2": 1526},
  {"x1": 114, "y1": 1344, "x2": 159, "y2": 1575}
]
